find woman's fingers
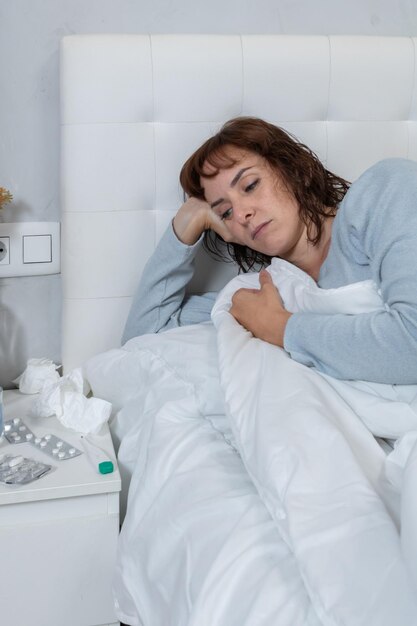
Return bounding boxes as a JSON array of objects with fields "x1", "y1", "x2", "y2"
[
  {"x1": 173, "y1": 196, "x2": 236, "y2": 245},
  {"x1": 207, "y1": 211, "x2": 234, "y2": 242},
  {"x1": 172, "y1": 197, "x2": 212, "y2": 244},
  {"x1": 259, "y1": 268, "x2": 273, "y2": 285},
  {"x1": 230, "y1": 280, "x2": 291, "y2": 347},
  {"x1": 259, "y1": 269, "x2": 285, "y2": 307}
]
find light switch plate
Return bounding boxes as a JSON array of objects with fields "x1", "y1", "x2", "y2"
[
  {"x1": 0, "y1": 222, "x2": 60, "y2": 277},
  {"x1": 23, "y1": 234, "x2": 52, "y2": 263}
]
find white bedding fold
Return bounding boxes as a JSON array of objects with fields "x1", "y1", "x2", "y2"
[
  {"x1": 83, "y1": 259, "x2": 417, "y2": 625},
  {"x1": 86, "y1": 324, "x2": 322, "y2": 626},
  {"x1": 211, "y1": 260, "x2": 417, "y2": 625}
]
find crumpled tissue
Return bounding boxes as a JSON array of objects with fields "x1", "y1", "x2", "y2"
[
  {"x1": 14, "y1": 358, "x2": 60, "y2": 394},
  {"x1": 29, "y1": 367, "x2": 112, "y2": 435}
]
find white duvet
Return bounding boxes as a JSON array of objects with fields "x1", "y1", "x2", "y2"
[{"x1": 84, "y1": 259, "x2": 417, "y2": 626}]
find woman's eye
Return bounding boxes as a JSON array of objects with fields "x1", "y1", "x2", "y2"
[
  {"x1": 221, "y1": 207, "x2": 233, "y2": 220},
  {"x1": 245, "y1": 179, "x2": 259, "y2": 193}
]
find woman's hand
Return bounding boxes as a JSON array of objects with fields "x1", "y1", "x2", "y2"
[
  {"x1": 230, "y1": 270, "x2": 292, "y2": 347},
  {"x1": 173, "y1": 197, "x2": 232, "y2": 245}
]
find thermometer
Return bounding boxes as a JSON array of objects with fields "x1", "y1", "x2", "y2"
[{"x1": 81, "y1": 436, "x2": 114, "y2": 475}]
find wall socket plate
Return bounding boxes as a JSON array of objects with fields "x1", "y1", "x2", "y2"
[
  {"x1": 0, "y1": 236, "x2": 10, "y2": 265},
  {"x1": 0, "y1": 222, "x2": 60, "y2": 277}
]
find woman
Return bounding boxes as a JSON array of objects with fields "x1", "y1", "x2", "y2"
[{"x1": 123, "y1": 117, "x2": 417, "y2": 384}]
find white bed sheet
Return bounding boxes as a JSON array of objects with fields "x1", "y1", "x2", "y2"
[
  {"x1": 85, "y1": 324, "x2": 320, "y2": 626},
  {"x1": 83, "y1": 264, "x2": 417, "y2": 625}
]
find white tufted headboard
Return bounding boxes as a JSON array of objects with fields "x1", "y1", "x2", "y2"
[{"x1": 60, "y1": 34, "x2": 417, "y2": 372}]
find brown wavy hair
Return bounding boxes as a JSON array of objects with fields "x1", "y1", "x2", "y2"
[{"x1": 180, "y1": 117, "x2": 350, "y2": 272}]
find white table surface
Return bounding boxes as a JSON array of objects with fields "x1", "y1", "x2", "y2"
[{"x1": 0, "y1": 389, "x2": 121, "y2": 505}]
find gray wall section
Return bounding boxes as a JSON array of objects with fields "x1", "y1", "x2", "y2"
[
  {"x1": 0, "y1": 275, "x2": 61, "y2": 386},
  {"x1": 1, "y1": 0, "x2": 417, "y2": 388}
]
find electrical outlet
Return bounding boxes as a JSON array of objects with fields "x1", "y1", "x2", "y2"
[
  {"x1": 0, "y1": 223, "x2": 60, "y2": 277},
  {"x1": 0, "y1": 237, "x2": 10, "y2": 265}
]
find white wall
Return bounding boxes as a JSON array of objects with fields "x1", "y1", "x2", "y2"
[{"x1": 1, "y1": 0, "x2": 417, "y2": 387}]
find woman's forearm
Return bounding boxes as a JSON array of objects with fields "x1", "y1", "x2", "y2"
[
  {"x1": 121, "y1": 223, "x2": 204, "y2": 344},
  {"x1": 284, "y1": 309, "x2": 417, "y2": 384}
]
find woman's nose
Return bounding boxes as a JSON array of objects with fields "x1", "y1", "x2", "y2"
[{"x1": 234, "y1": 202, "x2": 254, "y2": 225}]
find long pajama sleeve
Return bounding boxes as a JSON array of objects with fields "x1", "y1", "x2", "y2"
[
  {"x1": 122, "y1": 224, "x2": 215, "y2": 344},
  {"x1": 284, "y1": 159, "x2": 417, "y2": 383}
]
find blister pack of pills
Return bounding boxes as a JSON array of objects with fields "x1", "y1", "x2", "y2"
[
  {"x1": 3, "y1": 418, "x2": 82, "y2": 461},
  {"x1": 31, "y1": 433, "x2": 82, "y2": 461},
  {"x1": 3, "y1": 418, "x2": 36, "y2": 444},
  {"x1": 0, "y1": 454, "x2": 52, "y2": 485}
]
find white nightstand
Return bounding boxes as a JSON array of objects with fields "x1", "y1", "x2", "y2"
[{"x1": 0, "y1": 390, "x2": 121, "y2": 626}]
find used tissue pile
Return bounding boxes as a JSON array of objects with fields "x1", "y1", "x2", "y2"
[{"x1": 15, "y1": 358, "x2": 112, "y2": 435}]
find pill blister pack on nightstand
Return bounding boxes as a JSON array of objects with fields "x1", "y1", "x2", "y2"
[
  {"x1": 3, "y1": 418, "x2": 36, "y2": 444},
  {"x1": 0, "y1": 454, "x2": 52, "y2": 485},
  {"x1": 3, "y1": 418, "x2": 82, "y2": 461}
]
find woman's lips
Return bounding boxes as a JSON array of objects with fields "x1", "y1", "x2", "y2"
[{"x1": 252, "y1": 220, "x2": 272, "y2": 240}]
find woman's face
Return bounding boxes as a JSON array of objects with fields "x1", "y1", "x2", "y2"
[{"x1": 201, "y1": 148, "x2": 306, "y2": 260}]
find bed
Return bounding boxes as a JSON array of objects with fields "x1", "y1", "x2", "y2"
[{"x1": 60, "y1": 35, "x2": 417, "y2": 625}]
